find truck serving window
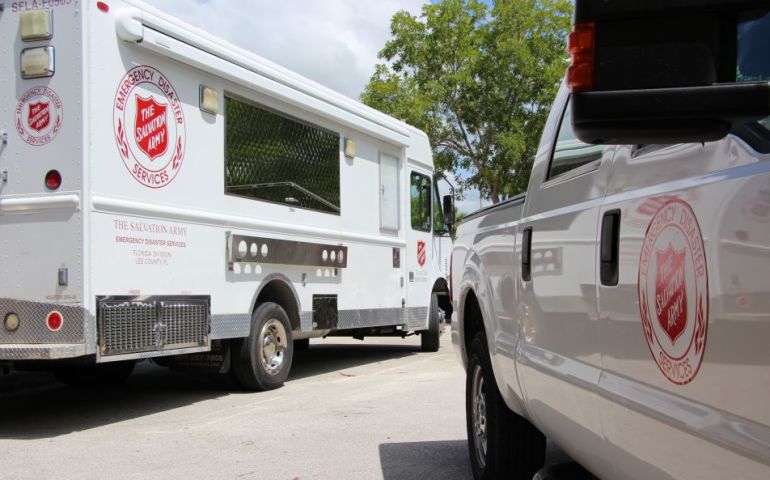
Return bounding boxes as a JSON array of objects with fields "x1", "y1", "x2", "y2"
[
  {"x1": 224, "y1": 96, "x2": 341, "y2": 214},
  {"x1": 547, "y1": 99, "x2": 604, "y2": 180},
  {"x1": 410, "y1": 172, "x2": 432, "y2": 232}
]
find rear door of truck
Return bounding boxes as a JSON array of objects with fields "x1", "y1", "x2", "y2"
[{"x1": 0, "y1": 4, "x2": 86, "y2": 352}]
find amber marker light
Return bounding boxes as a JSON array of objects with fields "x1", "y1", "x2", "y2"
[
  {"x1": 4, "y1": 313, "x2": 20, "y2": 332},
  {"x1": 20, "y1": 9, "x2": 53, "y2": 41},
  {"x1": 567, "y1": 22, "x2": 596, "y2": 93}
]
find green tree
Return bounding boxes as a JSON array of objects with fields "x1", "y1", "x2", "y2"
[{"x1": 362, "y1": 0, "x2": 571, "y2": 203}]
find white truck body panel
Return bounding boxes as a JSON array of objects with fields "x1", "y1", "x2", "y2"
[
  {"x1": 0, "y1": 0, "x2": 451, "y2": 362},
  {"x1": 451, "y1": 84, "x2": 770, "y2": 478}
]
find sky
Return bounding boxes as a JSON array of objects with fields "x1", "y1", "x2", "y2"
[
  {"x1": 143, "y1": 0, "x2": 491, "y2": 214},
  {"x1": 143, "y1": 0, "x2": 426, "y2": 99}
]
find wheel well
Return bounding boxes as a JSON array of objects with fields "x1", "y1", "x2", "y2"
[
  {"x1": 463, "y1": 290, "x2": 483, "y2": 354},
  {"x1": 255, "y1": 280, "x2": 300, "y2": 331},
  {"x1": 432, "y1": 278, "x2": 453, "y2": 319}
]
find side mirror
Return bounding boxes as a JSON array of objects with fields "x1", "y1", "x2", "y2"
[
  {"x1": 570, "y1": 1, "x2": 770, "y2": 145},
  {"x1": 442, "y1": 195, "x2": 453, "y2": 231}
]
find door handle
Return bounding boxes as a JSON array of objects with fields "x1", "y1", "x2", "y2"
[
  {"x1": 600, "y1": 210, "x2": 621, "y2": 286},
  {"x1": 522, "y1": 227, "x2": 533, "y2": 281}
]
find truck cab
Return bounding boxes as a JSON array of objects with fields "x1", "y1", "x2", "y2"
[{"x1": 451, "y1": 9, "x2": 770, "y2": 474}]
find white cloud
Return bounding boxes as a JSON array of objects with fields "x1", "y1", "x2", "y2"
[{"x1": 141, "y1": 0, "x2": 426, "y2": 99}]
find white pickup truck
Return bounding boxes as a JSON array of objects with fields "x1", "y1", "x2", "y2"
[{"x1": 450, "y1": 4, "x2": 770, "y2": 479}]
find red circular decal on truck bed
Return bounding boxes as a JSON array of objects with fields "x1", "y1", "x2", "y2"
[
  {"x1": 638, "y1": 198, "x2": 709, "y2": 385},
  {"x1": 16, "y1": 86, "x2": 63, "y2": 146},
  {"x1": 113, "y1": 65, "x2": 186, "y2": 188}
]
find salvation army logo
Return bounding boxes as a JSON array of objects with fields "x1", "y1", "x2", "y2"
[
  {"x1": 417, "y1": 240, "x2": 426, "y2": 267},
  {"x1": 135, "y1": 95, "x2": 169, "y2": 160},
  {"x1": 113, "y1": 65, "x2": 186, "y2": 188},
  {"x1": 638, "y1": 199, "x2": 708, "y2": 385},
  {"x1": 15, "y1": 87, "x2": 63, "y2": 146}
]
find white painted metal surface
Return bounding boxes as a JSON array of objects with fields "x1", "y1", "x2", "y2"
[
  {"x1": 0, "y1": 0, "x2": 451, "y2": 361},
  {"x1": 451, "y1": 83, "x2": 770, "y2": 478}
]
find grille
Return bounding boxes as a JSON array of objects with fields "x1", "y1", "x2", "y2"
[
  {"x1": 98, "y1": 297, "x2": 210, "y2": 356},
  {"x1": 224, "y1": 96, "x2": 341, "y2": 214}
]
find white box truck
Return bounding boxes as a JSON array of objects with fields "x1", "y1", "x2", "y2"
[{"x1": 0, "y1": 0, "x2": 453, "y2": 390}]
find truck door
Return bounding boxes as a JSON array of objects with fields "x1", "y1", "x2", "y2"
[
  {"x1": 516, "y1": 88, "x2": 614, "y2": 473},
  {"x1": 406, "y1": 164, "x2": 434, "y2": 324},
  {"x1": 596, "y1": 128, "x2": 770, "y2": 478}
]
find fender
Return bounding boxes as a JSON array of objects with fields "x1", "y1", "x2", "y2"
[
  {"x1": 458, "y1": 248, "x2": 528, "y2": 417},
  {"x1": 249, "y1": 272, "x2": 303, "y2": 331}
]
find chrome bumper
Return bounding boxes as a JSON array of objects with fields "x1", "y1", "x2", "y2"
[{"x1": 0, "y1": 343, "x2": 87, "y2": 360}]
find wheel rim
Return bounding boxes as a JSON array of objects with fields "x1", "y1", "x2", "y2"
[
  {"x1": 259, "y1": 318, "x2": 287, "y2": 376},
  {"x1": 471, "y1": 363, "x2": 488, "y2": 469}
]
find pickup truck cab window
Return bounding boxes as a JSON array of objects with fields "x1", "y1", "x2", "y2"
[
  {"x1": 738, "y1": 11, "x2": 770, "y2": 83},
  {"x1": 547, "y1": 99, "x2": 604, "y2": 180},
  {"x1": 410, "y1": 171, "x2": 432, "y2": 232}
]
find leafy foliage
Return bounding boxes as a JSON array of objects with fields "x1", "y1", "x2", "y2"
[{"x1": 362, "y1": 0, "x2": 571, "y2": 203}]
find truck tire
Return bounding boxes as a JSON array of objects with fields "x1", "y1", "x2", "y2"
[
  {"x1": 420, "y1": 294, "x2": 441, "y2": 352},
  {"x1": 466, "y1": 333, "x2": 545, "y2": 480},
  {"x1": 53, "y1": 360, "x2": 136, "y2": 388},
  {"x1": 232, "y1": 302, "x2": 294, "y2": 391}
]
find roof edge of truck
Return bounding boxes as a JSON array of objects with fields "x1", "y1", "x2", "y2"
[{"x1": 122, "y1": 0, "x2": 418, "y2": 145}]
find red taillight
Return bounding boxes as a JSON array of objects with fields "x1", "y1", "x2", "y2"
[
  {"x1": 97, "y1": 1, "x2": 109, "y2": 12},
  {"x1": 567, "y1": 22, "x2": 595, "y2": 93},
  {"x1": 46, "y1": 311, "x2": 63, "y2": 332},
  {"x1": 45, "y1": 169, "x2": 61, "y2": 190}
]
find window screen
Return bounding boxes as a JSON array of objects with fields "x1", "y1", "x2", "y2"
[
  {"x1": 225, "y1": 96, "x2": 340, "y2": 214},
  {"x1": 547, "y1": 99, "x2": 604, "y2": 180},
  {"x1": 410, "y1": 172, "x2": 432, "y2": 232}
]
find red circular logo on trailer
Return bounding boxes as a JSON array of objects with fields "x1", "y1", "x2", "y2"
[
  {"x1": 638, "y1": 198, "x2": 709, "y2": 385},
  {"x1": 113, "y1": 65, "x2": 186, "y2": 188},
  {"x1": 15, "y1": 86, "x2": 63, "y2": 146}
]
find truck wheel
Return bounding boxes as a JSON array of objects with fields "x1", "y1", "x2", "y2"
[
  {"x1": 420, "y1": 294, "x2": 441, "y2": 352},
  {"x1": 467, "y1": 333, "x2": 545, "y2": 479},
  {"x1": 53, "y1": 360, "x2": 136, "y2": 388},
  {"x1": 232, "y1": 302, "x2": 294, "y2": 391}
]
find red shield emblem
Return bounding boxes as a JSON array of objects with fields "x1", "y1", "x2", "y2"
[
  {"x1": 655, "y1": 244, "x2": 688, "y2": 343},
  {"x1": 134, "y1": 95, "x2": 169, "y2": 160},
  {"x1": 417, "y1": 240, "x2": 426, "y2": 267},
  {"x1": 27, "y1": 101, "x2": 50, "y2": 132}
]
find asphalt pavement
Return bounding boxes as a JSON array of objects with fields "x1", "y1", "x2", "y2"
[{"x1": 0, "y1": 331, "x2": 471, "y2": 480}]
